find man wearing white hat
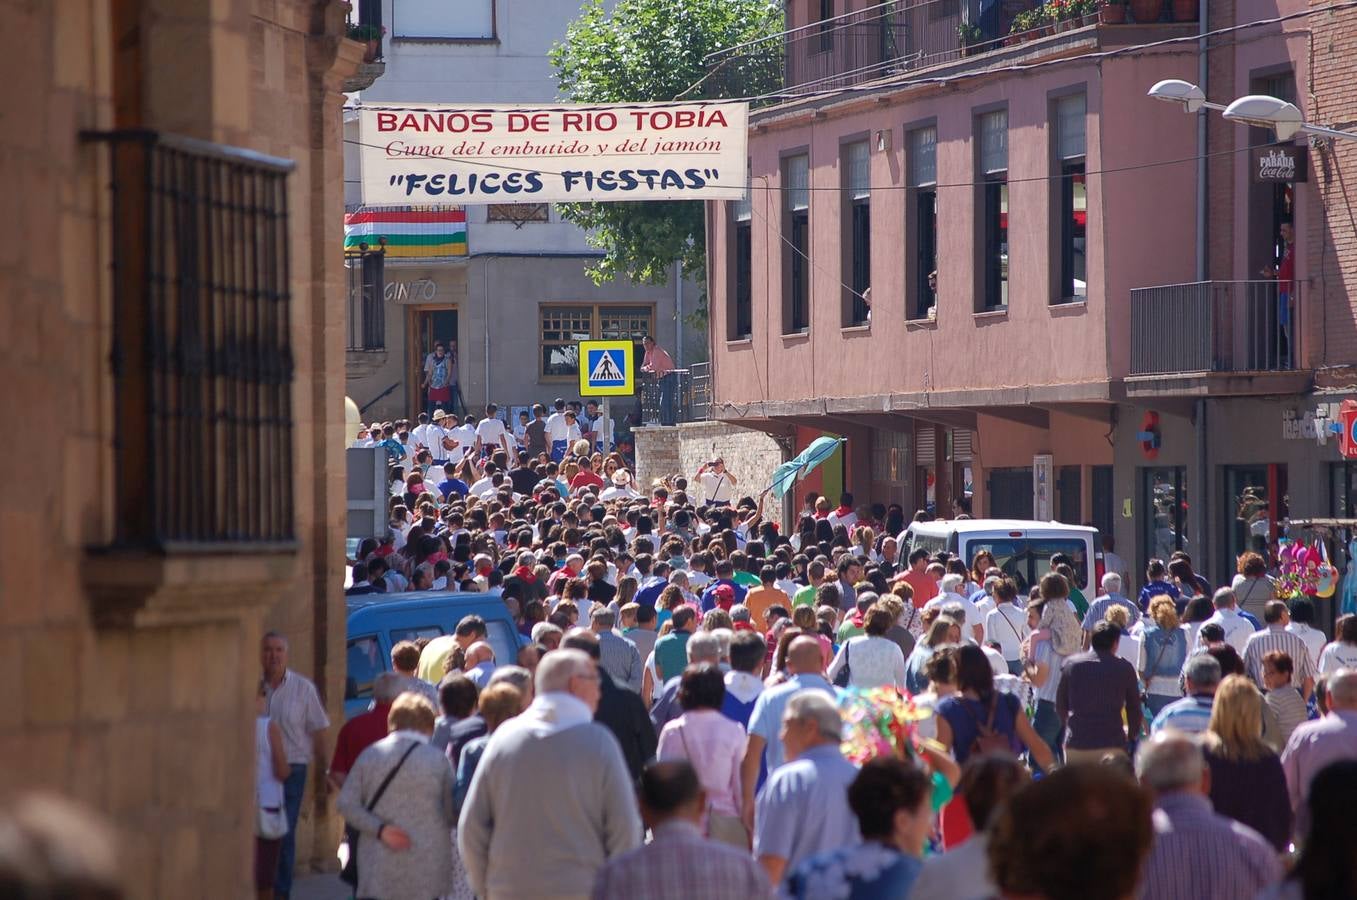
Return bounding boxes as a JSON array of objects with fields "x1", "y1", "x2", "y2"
[{"x1": 601, "y1": 470, "x2": 642, "y2": 503}]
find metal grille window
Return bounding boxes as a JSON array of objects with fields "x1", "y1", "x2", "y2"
[
  {"x1": 785, "y1": 154, "x2": 811, "y2": 333},
  {"x1": 87, "y1": 130, "x2": 296, "y2": 550},
  {"x1": 486, "y1": 203, "x2": 548, "y2": 225},
  {"x1": 977, "y1": 110, "x2": 1009, "y2": 311},
  {"x1": 540, "y1": 304, "x2": 653, "y2": 379},
  {"x1": 844, "y1": 141, "x2": 871, "y2": 326},
  {"x1": 1055, "y1": 94, "x2": 1087, "y2": 303},
  {"x1": 907, "y1": 126, "x2": 937, "y2": 321}
]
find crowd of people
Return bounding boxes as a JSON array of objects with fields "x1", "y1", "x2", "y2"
[{"x1": 253, "y1": 420, "x2": 1357, "y2": 900}]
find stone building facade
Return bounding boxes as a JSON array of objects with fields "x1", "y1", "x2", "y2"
[{"x1": 2, "y1": 1, "x2": 355, "y2": 895}]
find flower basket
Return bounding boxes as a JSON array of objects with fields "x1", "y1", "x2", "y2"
[
  {"x1": 1100, "y1": 2, "x2": 1127, "y2": 21},
  {"x1": 363, "y1": 38, "x2": 380, "y2": 62},
  {"x1": 1171, "y1": 0, "x2": 1197, "y2": 21}
]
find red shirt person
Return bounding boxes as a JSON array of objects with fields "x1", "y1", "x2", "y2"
[{"x1": 328, "y1": 673, "x2": 403, "y2": 789}]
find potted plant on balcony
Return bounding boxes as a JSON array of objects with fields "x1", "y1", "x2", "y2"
[
  {"x1": 957, "y1": 21, "x2": 984, "y2": 56},
  {"x1": 1171, "y1": 0, "x2": 1197, "y2": 21},
  {"x1": 1010, "y1": 7, "x2": 1049, "y2": 40},
  {"x1": 346, "y1": 23, "x2": 385, "y2": 63},
  {"x1": 1100, "y1": 0, "x2": 1128, "y2": 24}
]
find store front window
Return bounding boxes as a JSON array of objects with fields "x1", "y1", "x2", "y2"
[
  {"x1": 1141, "y1": 467, "x2": 1187, "y2": 567},
  {"x1": 1225, "y1": 464, "x2": 1287, "y2": 571}
]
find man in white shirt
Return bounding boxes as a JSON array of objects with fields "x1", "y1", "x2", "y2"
[
  {"x1": 826, "y1": 492, "x2": 859, "y2": 531},
  {"x1": 545, "y1": 398, "x2": 571, "y2": 462},
  {"x1": 448, "y1": 414, "x2": 477, "y2": 460},
  {"x1": 411, "y1": 411, "x2": 442, "y2": 458},
  {"x1": 1197, "y1": 586, "x2": 1255, "y2": 655},
  {"x1": 585, "y1": 401, "x2": 614, "y2": 453},
  {"x1": 476, "y1": 404, "x2": 512, "y2": 457},
  {"x1": 695, "y1": 458, "x2": 737, "y2": 507},
  {"x1": 1285, "y1": 597, "x2": 1328, "y2": 667}
]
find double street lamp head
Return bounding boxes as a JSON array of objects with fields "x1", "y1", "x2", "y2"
[{"x1": 1147, "y1": 80, "x2": 1357, "y2": 142}]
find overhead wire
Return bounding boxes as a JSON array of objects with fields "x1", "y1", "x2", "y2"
[{"x1": 342, "y1": 2, "x2": 1354, "y2": 116}]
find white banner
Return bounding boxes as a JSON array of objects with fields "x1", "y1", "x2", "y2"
[{"x1": 357, "y1": 101, "x2": 748, "y2": 205}]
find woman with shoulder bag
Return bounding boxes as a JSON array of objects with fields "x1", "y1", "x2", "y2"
[
  {"x1": 935, "y1": 646, "x2": 1054, "y2": 771},
  {"x1": 337, "y1": 692, "x2": 458, "y2": 900},
  {"x1": 254, "y1": 679, "x2": 290, "y2": 900}
]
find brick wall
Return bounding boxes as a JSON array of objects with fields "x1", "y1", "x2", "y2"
[
  {"x1": 634, "y1": 422, "x2": 790, "y2": 530},
  {"x1": 1307, "y1": 2, "x2": 1357, "y2": 374}
]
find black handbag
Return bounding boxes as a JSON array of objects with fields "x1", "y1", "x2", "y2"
[
  {"x1": 340, "y1": 741, "x2": 419, "y2": 888},
  {"x1": 833, "y1": 640, "x2": 853, "y2": 687}
]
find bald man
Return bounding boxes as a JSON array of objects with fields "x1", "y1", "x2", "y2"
[
  {"x1": 1282, "y1": 667, "x2": 1357, "y2": 816},
  {"x1": 464, "y1": 641, "x2": 497, "y2": 689},
  {"x1": 741, "y1": 636, "x2": 835, "y2": 834}
]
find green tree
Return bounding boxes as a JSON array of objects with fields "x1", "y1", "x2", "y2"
[{"x1": 550, "y1": 0, "x2": 782, "y2": 323}]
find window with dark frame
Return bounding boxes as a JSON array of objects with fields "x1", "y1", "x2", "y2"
[
  {"x1": 844, "y1": 140, "x2": 871, "y2": 326},
  {"x1": 977, "y1": 109, "x2": 1009, "y2": 311},
  {"x1": 1054, "y1": 93, "x2": 1087, "y2": 303},
  {"x1": 540, "y1": 304, "x2": 653, "y2": 380},
  {"x1": 785, "y1": 154, "x2": 811, "y2": 334},
  {"x1": 907, "y1": 126, "x2": 938, "y2": 320},
  {"x1": 730, "y1": 174, "x2": 753, "y2": 340}
]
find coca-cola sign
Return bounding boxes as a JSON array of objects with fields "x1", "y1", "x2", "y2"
[{"x1": 1253, "y1": 145, "x2": 1308, "y2": 182}]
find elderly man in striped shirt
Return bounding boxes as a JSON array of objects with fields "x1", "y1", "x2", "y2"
[
  {"x1": 1151, "y1": 654, "x2": 1220, "y2": 736},
  {"x1": 1243, "y1": 600, "x2": 1316, "y2": 700},
  {"x1": 1136, "y1": 732, "x2": 1282, "y2": 900}
]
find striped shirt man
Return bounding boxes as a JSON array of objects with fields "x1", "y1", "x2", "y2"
[
  {"x1": 1243, "y1": 625, "x2": 1316, "y2": 694},
  {"x1": 1151, "y1": 693, "x2": 1214, "y2": 736},
  {"x1": 1138, "y1": 792, "x2": 1282, "y2": 900}
]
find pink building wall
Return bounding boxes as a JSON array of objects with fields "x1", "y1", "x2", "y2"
[{"x1": 709, "y1": 39, "x2": 1201, "y2": 408}]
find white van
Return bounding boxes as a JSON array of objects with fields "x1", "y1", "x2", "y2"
[{"x1": 902, "y1": 519, "x2": 1103, "y2": 594}]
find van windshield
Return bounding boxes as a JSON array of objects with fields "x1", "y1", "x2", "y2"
[{"x1": 963, "y1": 538, "x2": 1088, "y2": 592}]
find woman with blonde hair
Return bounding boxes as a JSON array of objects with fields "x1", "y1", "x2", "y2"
[
  {"x1": 905, "y1": 616, "x2": 957, "y2": 695},
  {"x1": 1202, "y1": 675, "x2": 1292, "y2": 850},
  {"x1": 791, "y1": 605, "x2": 833, "y2": 668},
  {"x1": 1137, "y1": 595, "x2": 1187, "y2": 716},
  {"x1": 854, "y1": 525, "x2": 877, "y2": 561}
]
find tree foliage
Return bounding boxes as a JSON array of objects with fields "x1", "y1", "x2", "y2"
[{"x1": 550, "y1": 0, "x2": 782, "y2": 319}]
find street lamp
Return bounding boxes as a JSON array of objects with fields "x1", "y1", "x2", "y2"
[
  {"x1": 1146, "y1": 79, "x2": 1223, "y2": 113},
  {"x1": 1222, "y1": 94, "x2": 1357, "y2": 142}
]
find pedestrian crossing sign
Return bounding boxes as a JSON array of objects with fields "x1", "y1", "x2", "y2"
[{"x1": 578, "y1": 340, "x2": 635, "y2": 397}]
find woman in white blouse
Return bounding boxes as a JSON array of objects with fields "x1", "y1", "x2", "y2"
[{"x1": 828, "y1": 606, "x2": 907, "y2": 689}]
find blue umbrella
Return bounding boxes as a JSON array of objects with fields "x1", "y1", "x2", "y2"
[{"x1": 769, "y1": 436, "x2": 845, "y2": 499}]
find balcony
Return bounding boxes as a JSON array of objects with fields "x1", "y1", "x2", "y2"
[
  {"x1": 640, "y1": 363, "x2": 713, "y2": 426},
  {"x1": 1127, "y1": 281, "x2": 1310, "y2": 396},
  {"x1": 705, "y1": 0, "x2": 1056, "y2": 101},
  {"x1": 343, "y1": 0, "x2": 386, "y2": 92}
]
